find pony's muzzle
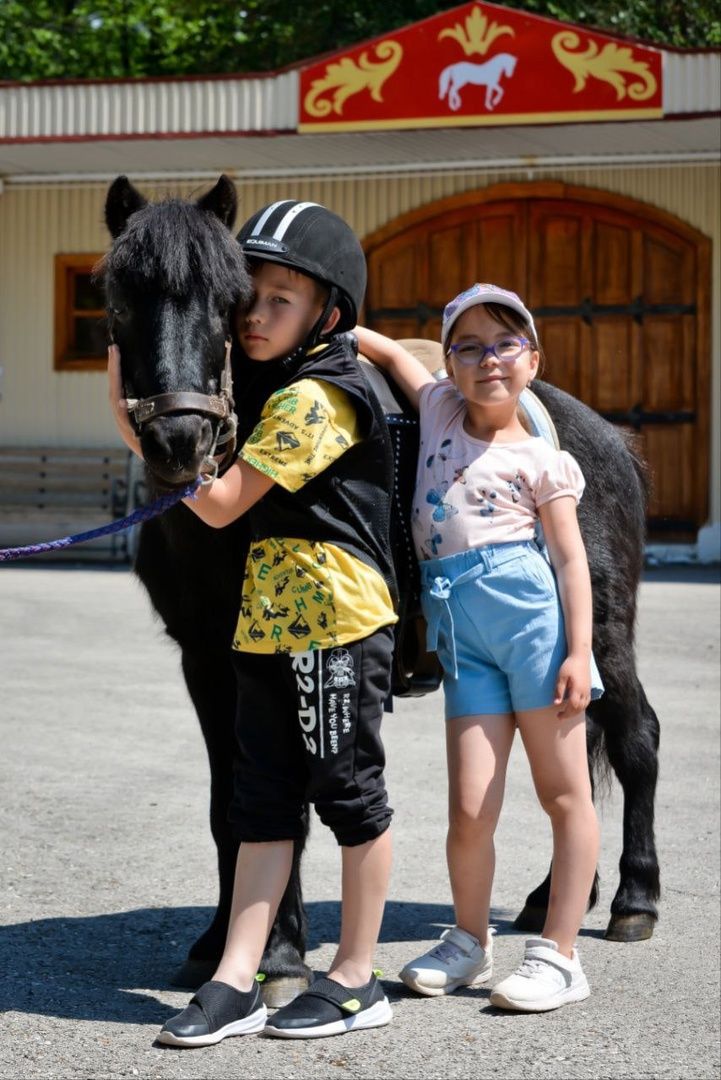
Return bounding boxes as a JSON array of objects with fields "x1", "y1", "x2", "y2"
[{"x1": 140, "y1": 414, "x2": 215, "y2": 484}]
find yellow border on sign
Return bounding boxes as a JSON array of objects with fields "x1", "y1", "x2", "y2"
[{"x1": 298, "y1": 107, "x2": 663, "y2": 132}]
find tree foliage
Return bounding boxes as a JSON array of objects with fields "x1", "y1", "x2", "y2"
[{"x1": 1, "y1": 0, "x2": 718, "y2": 82}]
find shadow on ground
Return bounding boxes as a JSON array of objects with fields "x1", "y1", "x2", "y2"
[{"x1": 1, "y1": 901, "x2": 537, "y2": 1023}]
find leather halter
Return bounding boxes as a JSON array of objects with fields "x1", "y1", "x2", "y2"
[{"x1": 125, "y1": 338, "x2": 238, "y2": 482}]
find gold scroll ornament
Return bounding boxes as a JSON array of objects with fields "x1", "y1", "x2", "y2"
[
  {"x1": 303, "y1": 40, "x2": 403, "y2": 118},
  {"x1": 552, "y1": 31, "x2": 657, "y2": 101}
]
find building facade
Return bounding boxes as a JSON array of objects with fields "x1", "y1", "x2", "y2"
[{"x1": 1, "y1": 2, "x2": 719, "y2": 557}]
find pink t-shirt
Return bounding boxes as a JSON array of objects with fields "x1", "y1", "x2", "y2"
[{"x1": 412, "y1": 380, "x2": 585, "y2": 561}]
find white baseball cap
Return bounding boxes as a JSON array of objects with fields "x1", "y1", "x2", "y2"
[{"x1": 441, "y1": 283, "x2": 537, "y2": 352}]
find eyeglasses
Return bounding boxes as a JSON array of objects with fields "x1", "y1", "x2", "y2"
[{"x1": 448, "y1": 335, "x2": 530, "y2": 366}]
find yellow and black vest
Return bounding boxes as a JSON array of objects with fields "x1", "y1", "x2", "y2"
[{"x1": 244, "y1": 334, "x2": 398, "y2": 607}]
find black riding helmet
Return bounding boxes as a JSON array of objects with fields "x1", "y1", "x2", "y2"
[{"x1": 236, "y1": 200, "x2": 367, "y2": 346}]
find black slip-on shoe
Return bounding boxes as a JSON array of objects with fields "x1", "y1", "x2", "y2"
[
  {"x1": 157, "y1": 979, "x2": 267, "y2": 1047},
  {"x1": 263, "y1": 973, "x2": 392, "y2": 1039}
]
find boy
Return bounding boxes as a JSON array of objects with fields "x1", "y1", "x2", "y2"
[{"x1": 108, "y1": 200, "x2": 397, "y2": 1043}]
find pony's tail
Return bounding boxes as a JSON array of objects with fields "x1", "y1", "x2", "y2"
[{"x1": 438, "y1": 66, "x2": 451, "y2": 101}]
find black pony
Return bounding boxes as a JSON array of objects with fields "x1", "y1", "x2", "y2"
[
  {"x1": 103, "y1": 175, "x2": 309, "y2": 1006},
  {"x1": 101, "y1": 175, "x2": 660, "y2": 998}
]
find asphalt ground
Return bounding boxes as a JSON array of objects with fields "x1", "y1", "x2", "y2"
[{"x1": 1, "y1": 562, "x2": 719, "y2": 1080}]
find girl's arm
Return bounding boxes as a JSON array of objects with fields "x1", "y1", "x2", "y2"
[
  {"x1": 539, "y1": 495, "x2": 594, "y2": 718},
  {"x1": 107, "y1": 344, "x2": 274, "y2": 528},
  {"x1": 353, "y1": 326, "x2": 435, "y2": 412}
]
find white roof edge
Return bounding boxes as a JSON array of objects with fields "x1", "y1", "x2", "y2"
[{"x1": 0, "y1": 52, "x2": 718, "y2": 142}]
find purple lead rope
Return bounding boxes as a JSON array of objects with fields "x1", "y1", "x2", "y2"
[{"x1": 0, "y1": 479, "x2": 201, "y2": 563}]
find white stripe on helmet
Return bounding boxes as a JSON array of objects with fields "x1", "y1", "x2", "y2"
[
  {"x1": 272, "y1": 202, "x2": 321, "y2": 241},
  {"x1": 250, "y1": 200, "x2": 294, "y2": 237}
]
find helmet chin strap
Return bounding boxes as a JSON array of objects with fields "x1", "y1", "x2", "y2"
[
  {"x1": 305, "y1": 285, "x2": 339, "y2": 349},
  {"x1": 278, "y1": 285, "x2": 341, "y2": 371}
]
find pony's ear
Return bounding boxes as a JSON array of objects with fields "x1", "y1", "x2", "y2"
[
  {"x1": 105, "y1": 176, "x2": 147, "y2": 238},
  {"x1": 197, "y1": 175, "x2": 237, "y2": 229}
]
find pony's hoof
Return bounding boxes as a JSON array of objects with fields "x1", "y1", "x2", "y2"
[
  {"x1": 169, "y1": 957, "x2": 217, "y2": 989},
  {"x1": 513, "y1": 905, "x2": 547, "y2": 933},
  {"x1": 605, "y1": 913, "x2": 656, "y2": 941},
  {"x1": 260, "y1": 975, "x2": 310, "y2": 1009}
]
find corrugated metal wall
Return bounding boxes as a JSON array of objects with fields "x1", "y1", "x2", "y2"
[
  {"x1": 0, "y1": 73, "x2": 299, "y2": 138},
  {"x1": 1, "y1": 164, "x2": 718, "y2": 517}
]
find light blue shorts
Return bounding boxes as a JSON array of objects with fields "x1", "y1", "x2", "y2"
[{"x1": 419, "y1": 541, "x2": 604, "y2": 720}]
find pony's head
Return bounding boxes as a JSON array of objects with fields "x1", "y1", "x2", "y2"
[{"x1": 102, "y1": 175, "x2": 252, "y2": 487}]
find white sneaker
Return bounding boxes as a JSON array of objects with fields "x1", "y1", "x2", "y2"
[
  {"x1": 490, "y1": 937, "x2": 590, "y2": 1012},
  {"x1": 399, "y1": 926, "x2": 494, "y2": 996}
]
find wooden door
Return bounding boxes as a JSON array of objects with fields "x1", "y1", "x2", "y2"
[{"x1": 364, "y1": 184, "x2": 711, "y2": 538}]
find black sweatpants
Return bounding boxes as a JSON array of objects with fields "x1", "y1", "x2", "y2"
[{"x1": 229, "y1": 626, "x2": 394, "y2": 847}]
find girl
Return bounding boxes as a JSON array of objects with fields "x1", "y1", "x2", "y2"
[{"x1": 355, "y1": 283, "x2": 603, "y2": 1013}]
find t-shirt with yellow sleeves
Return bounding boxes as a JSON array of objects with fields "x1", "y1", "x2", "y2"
[{"x1": 233, "y1": 376, "x2": 397, "y2": 655}]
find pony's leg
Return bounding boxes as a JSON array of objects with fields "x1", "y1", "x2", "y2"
[
  {"x1": 514, "y1": 713, "x2": 602, "y2": 932},
  {"x1": 591, "y1": 677, "x2": 660, "y2": 941},
  {"x1": 170, "y1": 648, "x2": 238, "y2": 986},
  {"x1": 172, "y1": 649, "x2": 311, "y2": 1004}
]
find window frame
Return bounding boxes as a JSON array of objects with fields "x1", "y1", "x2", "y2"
[{"x1": 53, "y1": 253, "x2": 107, "y2": 372}]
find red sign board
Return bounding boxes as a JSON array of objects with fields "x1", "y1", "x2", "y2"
[{"x1": 298, "y1": 1, "x2": 663, "y2": 131}]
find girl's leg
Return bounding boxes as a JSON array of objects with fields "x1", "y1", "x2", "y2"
[
  {"x1": 213, "y1": 839, "x2": 294, "y2": 990},
  {"x1": 515, "y1": 706, "x2": 600, "y2": 956},
  {"x1": 446, "y1": 712, "x2": 516, "y2": 946},
  {"x1": 327, "y1": 827, "x2": 393, "y2": 987}
]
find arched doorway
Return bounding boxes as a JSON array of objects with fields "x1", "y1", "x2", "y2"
[{"x1": 363, "y1": 182, "x2": 711, "y2": 539}]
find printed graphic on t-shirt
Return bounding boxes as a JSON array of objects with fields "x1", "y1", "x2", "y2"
[
  {"x1": 239, "y1": 378, "x2": 358, "y2": 493},
  {"x1": 233, "y1": 377, "x2": 396, "y2": 653},
  {"x1": 413, "y1": 381, "x2": 585, "y2": 560},
  {"x1": 233, "y1": 536, "x2": 397, "y2": 654},
  {"x1": 234, "y1": 537, "x2": 339, "y2": 653}
]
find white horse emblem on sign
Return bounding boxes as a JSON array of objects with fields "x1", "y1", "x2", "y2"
[{"x1": 438, "y1": 53, "x2": 518, "y2": 112}]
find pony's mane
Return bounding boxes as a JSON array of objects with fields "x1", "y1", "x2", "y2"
[{"x1": 103, "y1": 198, "x2": 249, "y2": 306}]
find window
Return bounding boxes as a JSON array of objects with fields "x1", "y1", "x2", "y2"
[{"x1": 54, "y1": 254, "x2": 107, "y2": 371}]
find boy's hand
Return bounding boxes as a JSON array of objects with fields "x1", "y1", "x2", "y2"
[
  {"x1": 107, "y1": 345, "x2": 144, "y2": 459},
  {"x1": 554, "y1": 653, "x2": 591, "y2": 718}
]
